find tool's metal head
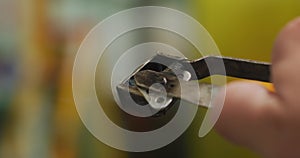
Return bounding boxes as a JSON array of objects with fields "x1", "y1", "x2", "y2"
[{"x1": 116, "y1": 53, "x2": 192, "y2": 117}]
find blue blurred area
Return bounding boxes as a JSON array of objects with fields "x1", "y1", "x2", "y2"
[
  {"x1": 0, "y1": 0, "x2": 18, "y2": 138},
  {"x1": 0, "y1": 55, "x2": 16, "y2": 132}
]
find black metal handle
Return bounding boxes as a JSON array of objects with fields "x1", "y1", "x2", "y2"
[{"x1": 190, "y1": 56, "x2": 271, "y2": 82}]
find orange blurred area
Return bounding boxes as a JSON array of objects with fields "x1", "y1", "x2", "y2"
[
  {"x1": 248, "y1": 81, "x2": 275, "y2": 92},
  {"x1": 0, "y1": 0, "x2": 299, "y2": 158}
]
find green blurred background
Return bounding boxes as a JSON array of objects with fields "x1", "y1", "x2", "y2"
[{"x1": 0, "y1": 0, "x2": 299, "y2": 158}]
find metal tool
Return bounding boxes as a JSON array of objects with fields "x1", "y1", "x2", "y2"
[{"x1": 117, "y1": 53, "x2": 271, "y2": 117}]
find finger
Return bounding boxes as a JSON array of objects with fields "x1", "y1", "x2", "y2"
[
  {"x1": 272, "y1": 17, "x2": 300, "y2": 107},
  {"x1": 215, "y1": 81, "x2": 281, "y2": 151}
]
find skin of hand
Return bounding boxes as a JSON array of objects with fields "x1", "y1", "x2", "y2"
[{"x1": 215, "y1": 17, "x2": 300, "y2": 158}]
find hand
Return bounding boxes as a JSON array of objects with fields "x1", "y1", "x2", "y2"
[{"x1": 215, "y1": 17, "x2": 300, "y2": 158}]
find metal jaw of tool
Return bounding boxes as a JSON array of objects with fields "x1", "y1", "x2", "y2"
[{"x1": 117, "y1": 53, "x2": 271, "y2": 117}]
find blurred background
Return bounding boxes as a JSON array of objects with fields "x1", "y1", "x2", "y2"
[{"x1": 0, "y1": 0, "x2": 299, "y2": 158}]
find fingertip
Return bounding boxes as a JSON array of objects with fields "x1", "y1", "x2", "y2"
[
  {"x1": 273, "y1": 17, "x2": 300, "y2": 63},
  {"x1": 281, "y1": 16, "x2": 300, "y2": 35},
  {"x1": 277, "y1": 17, "x2": 300, "y2": 42}
]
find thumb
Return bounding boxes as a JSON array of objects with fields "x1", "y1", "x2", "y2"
[{"x1": 215, "y1": 82, "x2": 281, "y2": 152}]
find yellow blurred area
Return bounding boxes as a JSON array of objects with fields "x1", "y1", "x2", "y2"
[{"x1": 0, "y1": 0, "x2": 299, "y2": 158}]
